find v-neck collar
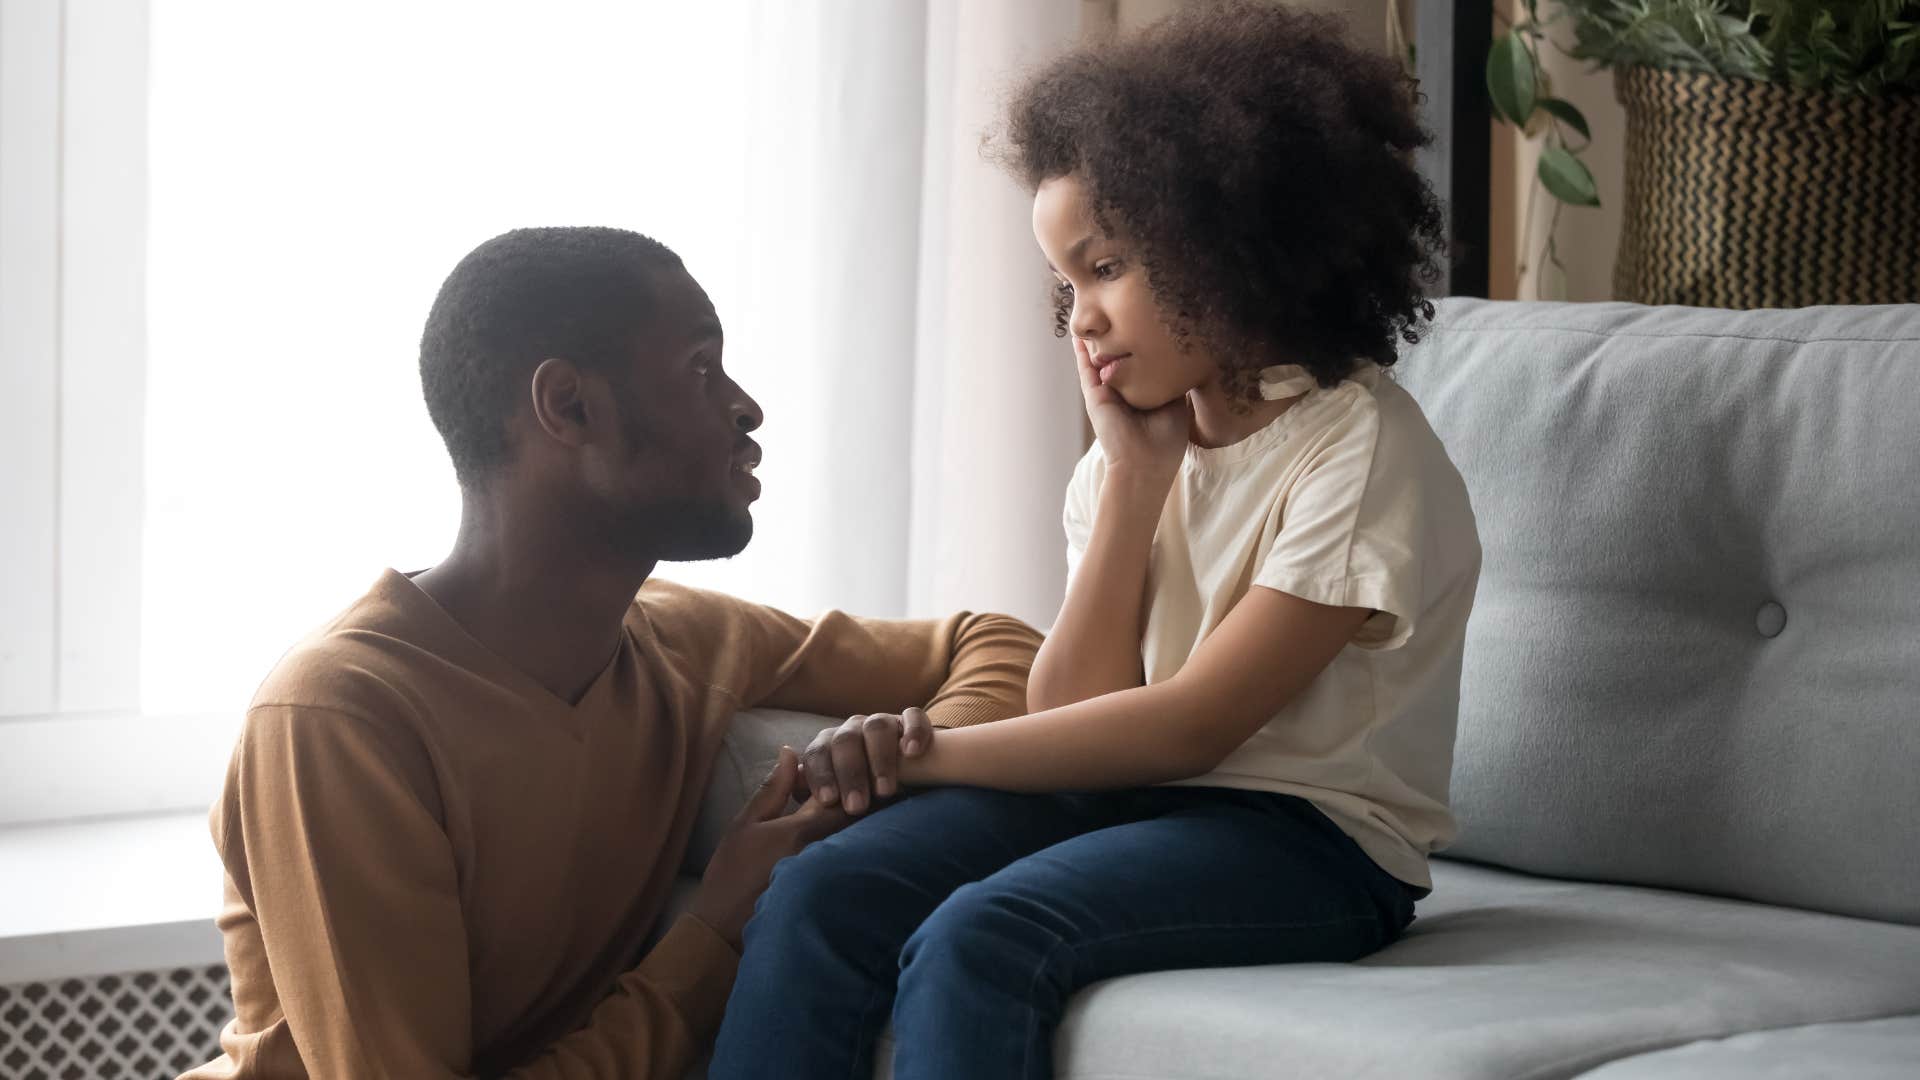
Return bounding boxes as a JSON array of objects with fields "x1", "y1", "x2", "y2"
[{"x1": 377, "y1": 569, "x2": 635, "y2": 720}]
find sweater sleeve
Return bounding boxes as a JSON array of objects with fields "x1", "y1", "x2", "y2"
[
  {"x1": 641, "y1": 581, "x2": 1042, "y2": 729},
  {"x1": 214, "y1": 704, "x2": 737, "y2": 1080}
]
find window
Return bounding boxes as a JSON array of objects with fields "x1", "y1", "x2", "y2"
[{"x1": 1, "y1": 1, "x2": 922, "y2": 822}]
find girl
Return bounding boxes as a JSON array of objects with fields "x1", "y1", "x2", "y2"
[{"x1": 710, "y1": 5, "x2": 1479, "y2": 1077}]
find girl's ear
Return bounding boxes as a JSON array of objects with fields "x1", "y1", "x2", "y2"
[{"x1": 528, "y1": 357, "x2": 595, "y2": 449}]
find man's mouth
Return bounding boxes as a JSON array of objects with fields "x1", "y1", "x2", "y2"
[{"x1": 732, "y1": 442, "x2": 762, "y2": 492}]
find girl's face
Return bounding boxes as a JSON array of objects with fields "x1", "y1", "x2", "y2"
[{"x1": 1032, "y1": 173, "x2": 1215, "y2": 410}]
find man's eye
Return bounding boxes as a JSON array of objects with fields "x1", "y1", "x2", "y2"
[{"x1": 693, "y1": 356, "x2": 712, "y2": 376}]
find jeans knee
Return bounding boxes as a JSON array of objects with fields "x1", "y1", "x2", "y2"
[
  {"x1": 756, "y1": 837, "x2": 872, "y2": 926},
  {"x1": 900, "y1": 882, "x2": 1056, "y2": 985}
]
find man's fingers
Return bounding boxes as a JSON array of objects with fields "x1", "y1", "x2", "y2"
[
  {"x1": 901, "y1": 706, "x2": 933, "y2": 758},
  {"x1": 743, "y1": 746, "x2": 799, "y2": 822},
  {"x1": 829, "y1": 719, "x2": 872, "y2": 815},
  {"x1": 863, "y1": 714, "x2": 902, "y2": 798},
  {"x1": 802, "y1": 731, "x2": 838, "y2": 806},
  {"x1": 789, "y1": 796, "x2": 852, "y2": 843}
]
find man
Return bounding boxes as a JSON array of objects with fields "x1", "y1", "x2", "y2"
[{"x1": 183, "y1": 227, "x2": 1040, "y2": 1079}]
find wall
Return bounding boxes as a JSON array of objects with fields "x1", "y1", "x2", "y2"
[{"x1": 1493, "y1": 0, "x2": 1626, "y2": 301}]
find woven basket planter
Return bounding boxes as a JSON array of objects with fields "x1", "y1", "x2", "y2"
[{"x1": 1613, "y1": 65, "x2": 1920, "y2": 308}]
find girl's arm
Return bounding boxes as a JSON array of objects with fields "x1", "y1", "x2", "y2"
[
  {"x1": 1025, "y1": 467, "x2": 1164, "y2": 711},
  {"x1": 903, "y1": 586, "x2": 1371, "y2": 791},
  {"x1": 1027, "y1": 338, "x2": 1189, "y2": 712}
]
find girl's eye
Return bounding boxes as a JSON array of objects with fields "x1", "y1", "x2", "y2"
[
  {"x1": 1052, "y1": 278, "x2": 1073, "y2": 295},
  {"x1": 1093, "y1": 259, "x2": 1122, "y2": 281}
]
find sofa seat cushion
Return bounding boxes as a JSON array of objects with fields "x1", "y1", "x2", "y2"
[
  {"x1": 686, "y1": 716, "x2": 1920, "y2": 1078},
  {"x1": 975, "y1": 859, "x2": 1920, "y2": 1080},
  {"x1": 1575, "y1": 1015, "x2": 1920, "y2": 1079}
]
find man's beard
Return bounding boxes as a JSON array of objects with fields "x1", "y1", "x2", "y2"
[
  {"x1": 605, "y1": 387, "x2": 754, "y2": 562},
  {"x1": 652, "y1": 497, "x2": 753, "y2": 562},
  {"x1": 603, "y1": 494, "x2": 752, "y2": 564}
]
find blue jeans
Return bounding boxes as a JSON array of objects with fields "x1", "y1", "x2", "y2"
[{"x1": 707, "y1": 786, "x2": 1419, "y2": 1080}]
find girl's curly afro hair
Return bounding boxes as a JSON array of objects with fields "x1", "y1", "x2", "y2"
[{"x1": 996, "y1": 0, "x2": 1446, "y2": 397}]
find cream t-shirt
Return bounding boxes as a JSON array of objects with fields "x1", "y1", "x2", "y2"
[{"x1": 1064, "y1": 362, "x2": 1480, "y2": 889}]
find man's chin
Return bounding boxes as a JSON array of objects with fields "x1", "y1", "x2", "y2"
[{"x1": 656, "y1": 508, "x2": 753, "y2": 563}]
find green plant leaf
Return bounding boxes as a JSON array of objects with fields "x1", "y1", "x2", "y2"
[
  {"x1": 1538, "y1": 144, "x2": 1600, "y2": 207},
  {"x1": 1487, "y1": 32, "x2": 1539, "y2": 127},
  {"x1": 1538, "y1": 97, "x2": 1592, "y2": 141}
]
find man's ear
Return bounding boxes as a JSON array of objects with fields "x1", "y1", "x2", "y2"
[{"x1": 528, "y1": 357, "x2": 595, "y2": 449}]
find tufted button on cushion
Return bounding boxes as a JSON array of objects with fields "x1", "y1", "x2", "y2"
[{"x1": 1755, "y1": 601, "x2": 1787, "y2": 638}]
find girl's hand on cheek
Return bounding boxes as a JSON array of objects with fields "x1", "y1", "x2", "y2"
[{"x1": 1075, "y1": 336, "x2": 1189, "y2": 483}]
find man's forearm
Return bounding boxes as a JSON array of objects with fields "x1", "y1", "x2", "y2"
[{"x1": 922, "y1": 613, "x2": 1044, "y2": 729}]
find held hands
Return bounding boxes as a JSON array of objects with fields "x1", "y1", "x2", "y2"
[
  {"x1": 689, "y1": 747, "x2": 849, "y2": 949},
  {"x1": 1074, "y1": 336, "x2": 1189, "y2": 484},
  {"x1": 799, "y1": 707, "x2": 933, "y2": 816}
]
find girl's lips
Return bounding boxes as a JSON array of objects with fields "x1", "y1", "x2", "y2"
[{"x1": 1096, "y1": 354, "x2": 1128, "y2": 384}]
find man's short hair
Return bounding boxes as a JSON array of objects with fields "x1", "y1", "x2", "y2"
[{"x1": 419, "y1": 226, "x2": 683, "y2": 488}]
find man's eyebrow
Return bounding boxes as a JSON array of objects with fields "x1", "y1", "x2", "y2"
[{"x1": 690, "y1": 319, "x2": 724, "y2": 342}]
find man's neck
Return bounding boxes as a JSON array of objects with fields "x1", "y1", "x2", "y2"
[{"x1": 413, "y1": 492, "x2": 655, "y2": 705}]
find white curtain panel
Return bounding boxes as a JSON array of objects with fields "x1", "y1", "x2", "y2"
[
  {"x1": 735, "y1": 0, "x2": 1084, "y2": 628},
  {"x1": 908, "y1": 0, "x2": 1085, "y2": 628}
]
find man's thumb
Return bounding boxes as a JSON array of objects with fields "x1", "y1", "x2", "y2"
[{"x1": 745, "y1": 746, "x2": 799, "y2": 821}]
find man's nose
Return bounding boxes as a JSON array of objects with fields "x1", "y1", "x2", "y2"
[{"x1": 732, "y1": 388, "x2": 763, "y2": 433}]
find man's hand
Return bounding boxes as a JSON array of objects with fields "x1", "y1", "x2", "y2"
[
  {"x1": 799, "y1": 707, "x2": 933, "y2": 816},
  {"x1": 688, "y1": 747, "x2": 847, "y2": 949}
]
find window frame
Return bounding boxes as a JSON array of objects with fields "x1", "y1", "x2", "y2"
[{"x1": 1, "y1": 0, "x2": 158, "y2": 827}]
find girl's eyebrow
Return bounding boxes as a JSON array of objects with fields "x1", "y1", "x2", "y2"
[{"x1": 1047, "y1": 234, "x2": 1102, "y2": 274}]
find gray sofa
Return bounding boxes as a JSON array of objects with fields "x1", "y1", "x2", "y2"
[{"x1": 679, "y1": 299, "x2": 1920, "y2": 1078}]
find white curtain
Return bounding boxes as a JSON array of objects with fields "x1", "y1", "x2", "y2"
[
  {"x1": 909, "y1": 0, "x2": 1085, "y2": 626},
  {"x1": 143, "y1": 1, "x2": 1083, "y2": 717},
  {"x1": 724, "y1": 0, "x2": 1085, "y2": 626}
]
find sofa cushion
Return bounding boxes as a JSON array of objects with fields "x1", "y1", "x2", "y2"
[
  {"x1": 1024, "y1": 859, "x2": 1920, "y2": 1080},
  {"x1": 683, "y1": 708, "x2": 832, "y2": 875},
  {"x1": 1393, "y1": 301, "x2": 1920, "y2": 925},
  {"x1": 685, "y1": 716, "x2": 1920, "y2": 1079},
  {"x1": 1575, "y1": 1015, "x2": 1920, "y2": 1079}
]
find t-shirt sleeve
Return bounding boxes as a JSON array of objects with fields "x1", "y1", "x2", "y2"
[
  {"x1": 1253, "y1": 393, "x2": 1424, "y2": 651},
  {"x1": 1062, "y1": 443, "x2": 1104, "y2": 582}
]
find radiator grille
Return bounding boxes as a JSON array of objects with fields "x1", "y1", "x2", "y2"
[{"x1": 0, "y1": 965, "x2": 230, "y2": 1079}]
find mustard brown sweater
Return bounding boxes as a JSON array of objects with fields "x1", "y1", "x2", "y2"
[{"x1": 182, "y1": 570, "x2": 1040, "y2": 1079}]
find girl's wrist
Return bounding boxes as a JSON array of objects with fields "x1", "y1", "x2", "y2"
[{"x1": 1100, "y1": 464, "x2": 1178, "y2": 513}]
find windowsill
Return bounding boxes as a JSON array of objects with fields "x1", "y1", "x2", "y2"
[{"x1": 0, "y1": 811, "x2": 225, "y2": 984}]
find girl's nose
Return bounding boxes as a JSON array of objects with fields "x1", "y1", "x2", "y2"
[{"x1": 1071, "y1": 299, "x2": 1108, "y2": 340}]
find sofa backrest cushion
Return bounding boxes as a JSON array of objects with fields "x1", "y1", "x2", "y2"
[{"x1": 1394, "y1": 300, "x2": 1919, "y2": 924}]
